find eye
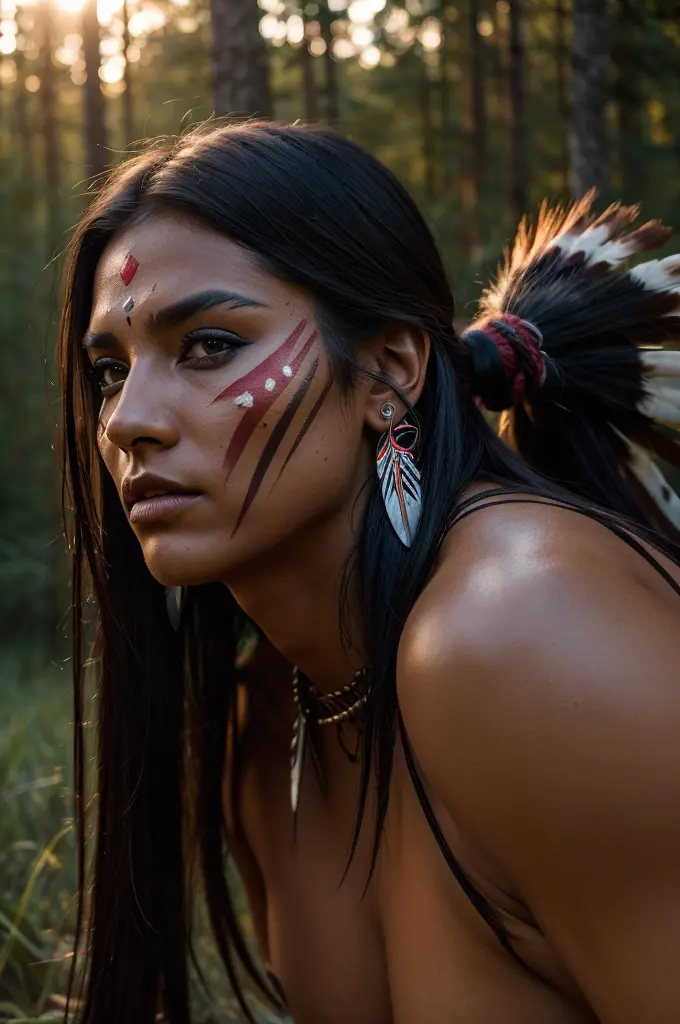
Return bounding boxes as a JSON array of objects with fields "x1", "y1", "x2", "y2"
[
  {"x1": 86, "y1": 358, "x2": 128, "y2": 397},
  {"x1": 180, "y1": 329, "x2": 249, "y2": 367}
]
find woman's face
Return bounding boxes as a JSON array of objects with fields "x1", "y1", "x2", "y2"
[{"x1": 86, "y1": 211, "x2": 373, "y2": 587}]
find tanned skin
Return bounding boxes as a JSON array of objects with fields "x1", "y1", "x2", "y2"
[{"x1": 86, "y1": 211, "x2": 680, "y2": 1024}]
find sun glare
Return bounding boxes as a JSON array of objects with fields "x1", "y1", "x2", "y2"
[{"x1": 56, "y1": 0, "x2": 85, "y2": 11}]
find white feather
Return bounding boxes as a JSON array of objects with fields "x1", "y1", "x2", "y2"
[
  {"x1": 546, "y1": 230, "x2": 582, "y2": 255},
  {"x1": 630, "y1": 255, "x2": 680, "y2": 295},
  {"x1": 563, "y1": 223, "x2": 612, "y2": 259},
  {"x1": 638, "y1": 392, "x2": 680, "y2": 425},
  {"x1": 640, "y1": 349, "x2": 680, "y2": 378},
  {"x1": 643, "y1": 381, "x2": 680, "y2": 404},
  {"x1": 587, "y1": 237, "x2": 635, "y2": 267},
  {"x1": 612, "y1": 429, "x2": 680, "y2": 530}
]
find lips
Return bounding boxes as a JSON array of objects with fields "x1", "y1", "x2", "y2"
[{"x1": 122, "y1": 473, "x2": 202, "y2": 524}]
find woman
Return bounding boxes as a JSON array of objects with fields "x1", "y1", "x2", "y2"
[{"x1": 60, "y1": 121, "x2": 680, "y2": 1024}]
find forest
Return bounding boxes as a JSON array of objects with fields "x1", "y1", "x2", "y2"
[{"x1": 1, "y1": 0, "x2": 680, "y2": 1019}]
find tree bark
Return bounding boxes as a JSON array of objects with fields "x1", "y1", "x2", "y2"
[
  {"x1": 507, "y1": 0, "x2": 527, "y2": 220},
  {"x1": 318, "y1": 2, "x2": 339, "y2": 124},
  {"x1": 210, "y1": 0, "x2": 272, "y2": 118},
  {"x1": 300, "y1": 12, "x2": 318, "y2": 121},
  {"x1": 82, "y1": 0, "x2": 108, "y2": 177},
  {"x1": 468, "y1": 0, "x2": 486, "y2": 201},
  {"x1": 438, "y1": 4, "x2": 452, "y2": 190},
  {"x1": 14, "y1": 49, "x2": 34, "y2": 185},
  {"x1": 122, "y1": 0, "x2": 134, "y2": 145},
  {"x1": 420, "y1": 55, "x2": 436, "y2": 200},
  {"x1": 39, "y1": 0, "x2": 60, "y2": 244},
  {"x1": 555, "y1": 0, "x2": 569, "y2": 188},
  {"x1": 614, "y1": 0, "x2": 645, "y2": 197},
  {"x1": 39, "y1": 0, "x2": 59, "y2": 193},
  {"x1": 569, "y1": 0, "x2": 610, "y2": 197}
]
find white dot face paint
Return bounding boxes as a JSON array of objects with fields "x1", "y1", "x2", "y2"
[
  {"x1": 282, "y1": 365, "x2": 293, "y2": 377},
  {"x1": 234, "y1": 391, "x2": 254, "y2": 408},
  {"x1": 264, "y1": 378, "x2": 276, "y2": 392}
]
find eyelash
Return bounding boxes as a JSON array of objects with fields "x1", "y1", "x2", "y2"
[{"x1": 86, "y1": 329, "x2": 249, "y2": 397}]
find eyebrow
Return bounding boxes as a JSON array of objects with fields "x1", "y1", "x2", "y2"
[
  {"x1": 82, "y1": 330, "x2": 117, "y2": 351},
  {"x1": 147, "y1": 289, "x2": 268, "y2": 331},
  {"x1": 81, "y1": 290, "x2": 268, "y2": 351}
]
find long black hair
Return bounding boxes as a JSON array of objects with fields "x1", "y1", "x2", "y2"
[{"x1": 59, "y1": 121, "x2": 680, "y2": 1023}]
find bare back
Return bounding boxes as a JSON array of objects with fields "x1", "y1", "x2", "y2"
[{"x1": 228, "y1": 497, "x2": 680, "y2": 1023}]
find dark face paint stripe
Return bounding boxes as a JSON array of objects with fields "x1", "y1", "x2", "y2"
[
  {"x1": 275, "y1": 375, "x2": 333, "y2": 484},
  {"x1": 231, "y1": 358, "x2": 319, "y2": 536}
]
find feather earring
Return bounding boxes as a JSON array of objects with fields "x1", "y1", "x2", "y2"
[{"x1": 376, "y1": 403, "x2": 422, "y2": 547}]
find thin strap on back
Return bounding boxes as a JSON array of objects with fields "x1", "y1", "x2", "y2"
[
  {"x1": 447, "y1": 486, "x2": 680, "y2": 601},
  {"x1": 397, "y1": 711, "x2": 537, "y2": 972},
  {"x1": 401, "y1": 486, "x2": 680, "y2": 970}
]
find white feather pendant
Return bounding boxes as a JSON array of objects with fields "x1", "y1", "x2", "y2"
[
  {"x1": 165, "y1": 586, "x2": 185, "y2": 630},
  {"x1": 290, "y1": 704, "x2": 306, "y2": 815},
  {"x1": 613, "y1": 428, "x2": 680, "y2": 531},
  {"x1": 376, "y1": 423, "x2": 422, "y2": 548}
]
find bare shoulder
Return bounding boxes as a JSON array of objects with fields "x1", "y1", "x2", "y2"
[
  {"x1": 397, "y1": 495, "x2": 680, "y2": 867},
  {"x1": 398, "y1": 498, "x2": 680, "y2": 1020},
  {"x1": 400, "y1": 493, "x2": 680, "y2": 689}
]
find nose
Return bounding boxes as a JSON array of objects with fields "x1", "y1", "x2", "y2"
[{"x1": 102, "y1": 362, "x2": 180, "y2": 453}]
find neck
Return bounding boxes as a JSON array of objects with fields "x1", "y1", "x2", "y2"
[{"x1": 225, "y1": 503, "x2": 366, "y2": 695}]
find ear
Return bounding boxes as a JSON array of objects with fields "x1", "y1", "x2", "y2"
[{"x1": 358, "y1": 323, "x2": 430, "y2": 435}]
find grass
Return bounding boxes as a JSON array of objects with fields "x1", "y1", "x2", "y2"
[
  {"x1": 0, "y1": 651, "x2": 75, "y2": 1021},
  {"x1": 0, "y1": 650, "x2": 286, "y2": 1023}
]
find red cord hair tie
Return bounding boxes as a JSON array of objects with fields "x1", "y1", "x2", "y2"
[{"x1": 483, "y1": 314, "x2": 545, "y2": 403}]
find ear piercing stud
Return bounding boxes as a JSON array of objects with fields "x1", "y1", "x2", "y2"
[{"x1": 380, "y1": 402, "x2": 396, "y2": 420}]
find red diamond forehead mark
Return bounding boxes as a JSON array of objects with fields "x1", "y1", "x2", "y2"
[{"x1": 120, "y1": 253, "x2": 139, "y2": 286}]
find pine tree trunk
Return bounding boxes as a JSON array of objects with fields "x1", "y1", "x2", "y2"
[
  {"x1": 468, "y1": 0, "x2": 486, "y2": 202},
  {"x1": 507, "y1": 0, "x2": 527, "y2": 220},
  {"x1": 39, "y1": 0, "x2": 60, "y2": 243},
  {"x1": 570, "y1": 0, "x2": 610, "y2": 197},
  {"x1": 438, "y1": 4, "x2": 452, "y2": 190},
  {"x1": 614, "y1": 0, "x2": 645, "y2": 197},
  {"x1": 82, "y1": 0, "x2": 108, "y2": 176},
  {"x1": 122, "y1": 0, "x2": 134, "y2": 145},
  {"x1": 14, "y1": 49, "x2": 33, "y2": 185},
  {"x1": 420, "y1": 55, "x2": 436, "y2": 200},
  {"x1": 300, "y1": 13, "x2": 318, "y2": 120},
  {"x1": 210, "y1": 0, "x2": 272, "y2": 117},
  {"x1": 39, "y1": 0, "x2": 58, "y2": 190},
  {"x1": 319, "y1": 2, "x2": 339, "y2": 124},
  {"x1": 555, "y1": 0, "x2": 569, "y2": 188}
]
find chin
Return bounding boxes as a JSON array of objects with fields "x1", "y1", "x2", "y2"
[{"x1": 139, "y1": 532, "x2": 232, "y2": 589}]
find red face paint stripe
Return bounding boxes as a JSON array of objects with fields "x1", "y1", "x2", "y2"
[
  {"x1": 120, "y1": 254, "x2": 139, "y2": 286},
  {"x1": 211, "y1": 318, "x2": 308, "y2": 405},
  {"x1": 220, "y1": 324, "x2": 318, "y2": 478}
]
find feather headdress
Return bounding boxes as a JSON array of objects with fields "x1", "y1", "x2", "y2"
[{"x1": 471, "y1": 192, "x2": 680, "y2": 538}]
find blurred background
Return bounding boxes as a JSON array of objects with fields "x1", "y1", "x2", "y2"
[{"x1": 1, "y1": 0, "x2": 680, "y2": 1018}]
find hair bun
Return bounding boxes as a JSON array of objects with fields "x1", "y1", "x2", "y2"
[{"x1": 462, "y1": 314, "x2": 546, "y2": 412}]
